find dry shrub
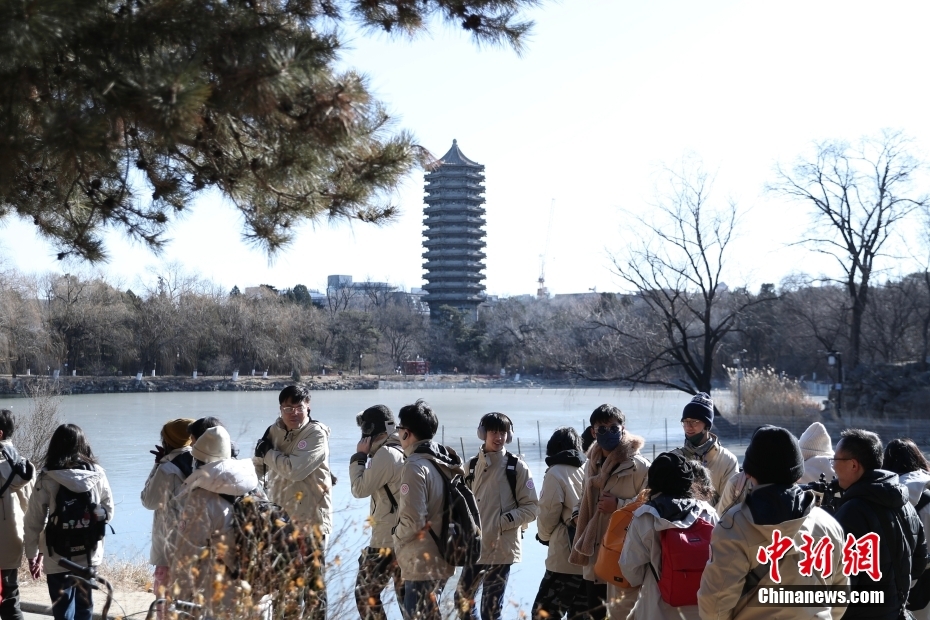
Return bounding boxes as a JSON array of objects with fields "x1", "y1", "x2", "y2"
[
  {"x1": 15, "y1": 379, "x2": 63, "y2": 464},
  {"x1": 96, "y1": 556, "x2": 152, "y2": 591},
  {"x1": 722, "y1": 366, "x2": 821, "y2": 426}
]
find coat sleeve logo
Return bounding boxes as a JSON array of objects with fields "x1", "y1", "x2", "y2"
[{"x1": 297, "y1": 440, "x2": 308, "y2": 450}]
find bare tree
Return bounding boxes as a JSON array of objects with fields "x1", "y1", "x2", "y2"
[
  {"x1": 604, "y1": 160, "x2": 767, "y2": 396},
  {"x1": 770, "y1": 130, "x2": 928, "y2": 370}
]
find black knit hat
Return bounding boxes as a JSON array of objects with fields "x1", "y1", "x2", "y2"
[
  {"x1": 682, "y1": 392, "x2": 714, "y2": 429},
  {"x1": 742, "y1": 425, "x2": 804, "y2": 485},
  {"x1": 355, "y1": 405, "x2": 395, "y2": 436},
  {"x1": 648, "y1": 452, "x2": 695, "y2": 497}
]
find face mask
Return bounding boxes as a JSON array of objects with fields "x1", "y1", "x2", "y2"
[
  {"x1": 596, "y1": 428, "x2": 623, "y2": 451},
  {"x1": 686, "y1": 430, "x2": 708, "y2": 447}
]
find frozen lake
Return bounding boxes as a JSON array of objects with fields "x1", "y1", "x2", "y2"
[{"x1": 1, "y1": 387, "x2": 703, "y2": 618}]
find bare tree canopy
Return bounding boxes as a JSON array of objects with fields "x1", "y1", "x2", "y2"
[
  {"x1": 0, "y1": 0, "x2": 537, "y2": 261},
  {"x1": 591, "y1": 159, "x2": 768, "y2": 395},
  {"x1": 770, "y1": 130, "x2": 928, "y2": 370}
]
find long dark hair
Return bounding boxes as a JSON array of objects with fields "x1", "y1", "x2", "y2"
[
  {"x1": 44, "y1": 424, "x2": 99, "y2": 470},
  {"x1": 883, "y1": 438, "x2": 930, "y2": 475}
]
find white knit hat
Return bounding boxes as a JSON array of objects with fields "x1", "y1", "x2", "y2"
[
  {"x1": 191, "y1": 426, "x2": 231, "y2": 463},
  {"x1": 798, "y1": 422, "x2": 833, "y2": 461}
]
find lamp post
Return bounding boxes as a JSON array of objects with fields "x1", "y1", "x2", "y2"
[
  {"x1": 827, "y1": 351, "x2": 843, "y2": 417},
  {"x1": 733, "y1": 349, "x2": 747, "y2": 445}
]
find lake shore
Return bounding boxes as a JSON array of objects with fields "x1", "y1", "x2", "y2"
[{"x1": 0, "y1": 373, "x2": 600, "y2": 396}]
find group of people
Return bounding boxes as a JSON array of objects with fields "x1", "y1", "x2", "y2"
[{"x1": 1, "y1": 388, "x2": 929, "y2": 620}]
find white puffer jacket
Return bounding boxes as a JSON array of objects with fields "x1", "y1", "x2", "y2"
[
  {"x1": 24, "y1": 464, "x2": 115, "y2": 575},
  {"x1": 171, "y1": 458, "x2": 259, "y2": 601},
  {"x1": 140, "y1": 446, "x2": 192, "y2": 566}
]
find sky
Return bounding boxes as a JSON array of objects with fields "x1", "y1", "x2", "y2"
[{"x1": 3, "y1": 0, "x2": 930, "y2": 296}]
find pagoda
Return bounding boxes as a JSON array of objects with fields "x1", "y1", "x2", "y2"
[{"x1": 422, "y1": 140, "x2": 487, "y2": 319}]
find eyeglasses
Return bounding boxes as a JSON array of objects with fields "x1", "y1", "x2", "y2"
[
  {"x1": 280, "y1": 404, "x2": 307, "y2": 414},
  {"x1": 396, "y1": 426, "x2": 408, "y2": 431},
  {"x1": 595, "y1": 425, "x2": 622, "y2": 435},
  {"x1": 681, "y1": 419, "x2": 704, "y2": 428},
  {"x1": 829, "y1": 457, "x2": 853, "y2": 463}
]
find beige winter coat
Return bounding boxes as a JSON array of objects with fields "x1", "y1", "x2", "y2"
[
  {"x1": 620, "y1": 498, "x2": 718, "y2": 620},
  {"x1": 255, "y1": 418, "x2": 332, "y2": 536},
  {"x1": 697, "y1": 485, "x2": 848, "y2": 620},
  {"x1": 571, "y1": 435, "x2": 650, "y2": 583},
  {"x1": 24, "y1": 465, "x2": 115, "y2": 575},
  {"x1": 140, "y1": 446, "x2": 192, "y2": 566},
  {"x1": 468, "y1": 446, "x2": 539, "y2": 565},
  {"x1": 349, "y1": 435, "x2": 405, "y2": 549},
  {"x1": 172, "y1": 458, "x2": 259, "y2": 613},
  {"x1": 0, "y1": 443, "x2": 33, "y2": 569},
  {"x1": 672, "y1": 434, "x2": 739, "y2": 510},
  {"x1": 392, "y1": 440, "x2": 465, "y2": 582},
  {"x1": 536, "y1": 455, "x2": 584, "y2": 575}
]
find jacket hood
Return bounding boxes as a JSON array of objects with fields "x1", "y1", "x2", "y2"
[
  {"x1": 746, "y1": 483, "x2": 814, "y2": 526},
  {"x1": 636, "y1": 495, "x2": 716, "y2": 530},
  {"x1": 898, "y1": 470, "x2": 930, "y2": 505},
  {"x1": 276, "y1": 417, "x2": 331, "y2": 440},
  {"x1": 45, "y1": 466, "x2": 104, "y2": 493},
  {"x1": 411, "y1": 440, "x2": 466, "y2": 476},
  {"x1": 545, "y1": 449, "x2": 586, "y2": 468},
  {"x1": 840, "y1": 469, "x2": 908, "y2": 511},
  {"x1": 180, "y1": 457, "x2": 258, "y2": 496},
  {"x1": 372, "y1": 434, "x2": 402, "y2": 456}
]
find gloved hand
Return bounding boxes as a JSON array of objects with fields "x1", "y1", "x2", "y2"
[
  {"x1": 28, "y1": 554, "x2": 43, "y2": 579},
  {"x1": 1, "y1": 444, "x2": 30, "y2": 479},
  {"x1": 535, "y1": 533, "x2": 550, "y2": 547},
  {"x1": 255, "y1": 438, "x2": 272, "y2": 459},
  {"x1": 149, "y1": 444, "x2": 166, "y2": 465},
  {"x1": 12, "y1": 458, "x2": 33, "y2": 481},
  {"x1": 255, "y1": 426, "x2": 273, "y2": 459}
]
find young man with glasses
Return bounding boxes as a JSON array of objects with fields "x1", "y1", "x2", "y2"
[
  {"x1": 568, "y1": 404, "x2": 649, "y2": 620},
  {"x1": 254, "y1": 385, "x2": 333, "y2": 619},
  {"x1": 671, "y1": 392, "x2": 738, "y2": 511},
  {"x1": 392, "y1": 399, "x2": 466, "y2": 620}
]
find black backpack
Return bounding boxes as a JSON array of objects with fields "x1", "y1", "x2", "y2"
[
  {"x1": 467, "y1": 452, "x2": 519, "y2": 504},
  {"x1": 219, "y1": 490, "x2": 320, "y2": 598},
  {"x1": 906, "y1": 489, "x2": 930, "y2": 612},
  {"x1": 44, "y1": 469, "x2": 109, "y2": 563},
  {"x1": 425, "y1": 459, "x2": 482, "y2": 567}
]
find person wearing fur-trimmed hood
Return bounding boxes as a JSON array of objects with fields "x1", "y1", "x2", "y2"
[{"x1": 570, "y1": 404, "x2": 650, "y2": 620}]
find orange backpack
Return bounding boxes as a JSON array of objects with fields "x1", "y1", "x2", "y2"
[{"x1": 594, "y1": 491, "x2": 648, "y2": 587}]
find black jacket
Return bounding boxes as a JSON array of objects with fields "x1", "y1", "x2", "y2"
[{"x1": 833, "y1": 470, "x2": 929, "y2": 620}]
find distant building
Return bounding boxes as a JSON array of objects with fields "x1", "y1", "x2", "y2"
[{"x1": 423, "y1": 140, "x2": 487, "y2": 320}]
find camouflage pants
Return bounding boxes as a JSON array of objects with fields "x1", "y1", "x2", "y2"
[
  {"x1": 355, "y1": 547, "x2": 405, "y2": 620},
  {"x1": 531, "y1": 570, "x2": 584, "y2": 620}
]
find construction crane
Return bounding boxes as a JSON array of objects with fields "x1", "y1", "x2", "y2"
[{"x1": 537, "y1": 198, "x2": 556, "y2": 299}]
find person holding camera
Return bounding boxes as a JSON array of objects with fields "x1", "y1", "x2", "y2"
[{"x1": 349, "y1": 405, "x2": 406, "y2": 620}]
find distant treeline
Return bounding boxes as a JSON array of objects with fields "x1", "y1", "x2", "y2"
[{"x1": 0, "y1": 265, "x2": 928, "y2": 389}]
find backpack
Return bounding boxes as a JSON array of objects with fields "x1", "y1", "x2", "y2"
[
  {"x1": 468, "y1": 453, "x2": 519, "y2": 504},
  {"x1": 219, "y1": 490, "x2": 317, "y2": 598},
  {"x1": 648, "y1": 518, "x2": 714, "y2": 607},
  {"x1": 425, "y1": 459, "x2": 482, "y2": 567},
  {"x1": 594, "y1": 491, "x2": 648, "y2": 587},
  {"x1": 906, "y1": 489, "x2": 930, "y2": 612},
  {"x1": 44, "y1": 469, "x2": 109, "y2": 563}
]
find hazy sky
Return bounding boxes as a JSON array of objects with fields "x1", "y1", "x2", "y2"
[{"x1": 3, "y1": 0, "x2": 930, "y2": 296}]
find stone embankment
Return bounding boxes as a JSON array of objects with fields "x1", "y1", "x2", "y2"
[{"x1": 0, "y1": 374, "x2": 378, "y2": 396}]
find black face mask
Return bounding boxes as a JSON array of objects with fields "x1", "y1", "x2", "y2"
[{"x1": 686, "y1": 430, "x2": 708, "y2": 447}]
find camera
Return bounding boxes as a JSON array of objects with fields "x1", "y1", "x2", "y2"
[{"x1": 799, "y1": 472, "x2": 842, "y2": 513}]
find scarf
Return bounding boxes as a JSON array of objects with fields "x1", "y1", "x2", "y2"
[
  {"x1": 681, "y1": 432, "x2": 717, "y2": 461},
  {"x1": 569, "y1": 432, "x2": 645, "y2": 566}
]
